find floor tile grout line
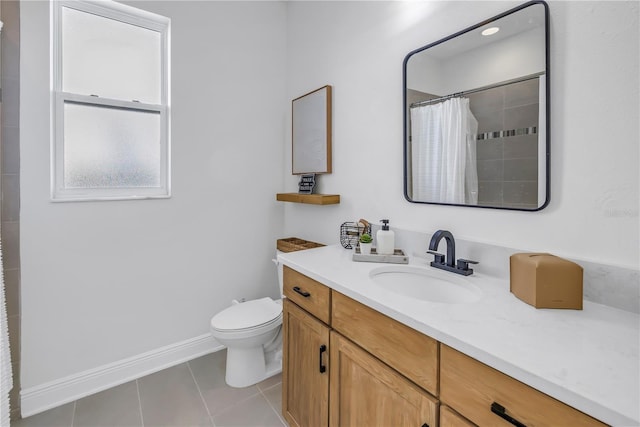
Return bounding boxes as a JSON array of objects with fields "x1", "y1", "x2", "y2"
[
  {"x1": 70, "y1": 401, "x2": 77, "y2": 427},
  {"x1": 259, "y1": 383, "x2": 286, "y2": 426},
  {"x1": 211, "y1": 383, "x2": 285, "y2": 427},
  {"x1": 257, "y1": 380, "x2": 282, "y2": 394},
  {"x1": 135, "y1": 379, "x2": 145, "y2": 427},
  {"x1": 186, "y1": 360, "x2": 216, "y2": 427},
  {"x1": 210, "y1": 385, "x2": 267, "y2": 418}
]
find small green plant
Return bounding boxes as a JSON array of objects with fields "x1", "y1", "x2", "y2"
[{"x1": 359, "y1": 233, "x2": 373, "y2": 244}]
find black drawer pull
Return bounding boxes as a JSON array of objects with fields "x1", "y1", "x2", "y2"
[
  {"x1": 491, "y1": 402, "x2": 526, "y2": 427},
  {"x1": 293, "y1": 286, "x2": 311, "y2": 297},
  {"x1": 319, "y1": 345, "x2": 327, "y2": 373}
]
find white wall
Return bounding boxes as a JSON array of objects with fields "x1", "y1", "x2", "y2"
[
  {"x1": 20, "y1": 0, "x2": 286, "y2": 395},
  {"x1": 283, "y1": 1, "x2": 639, "y2": 269}
]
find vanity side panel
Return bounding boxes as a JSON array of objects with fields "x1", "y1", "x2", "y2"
[
  {"x1": 440, "y1": 345, "x2": 608, "y2": 427},
  {"x1": 331, "y1": 291, "x2": 439, "y2": 395}
]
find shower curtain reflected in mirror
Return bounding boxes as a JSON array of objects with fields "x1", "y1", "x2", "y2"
[{"x1": 410, "y1": 97, "x2": 478, "y2": 204}]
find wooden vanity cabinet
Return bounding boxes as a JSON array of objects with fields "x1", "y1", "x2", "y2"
[
  {"x1": 282, "y1": 266, "x2": 608, "y2": 427},
  {"x1": 440, "y1": 345, "x2": 608, "y2": 427}
]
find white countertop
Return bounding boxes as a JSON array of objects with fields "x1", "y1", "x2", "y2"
[{"x1": 278, "y1": 245, "x2": 640, "y2": 427}]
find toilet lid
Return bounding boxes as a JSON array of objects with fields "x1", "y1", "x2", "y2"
[{"x1": 211, "y1": 297, "x2": 282, "y2": 331}]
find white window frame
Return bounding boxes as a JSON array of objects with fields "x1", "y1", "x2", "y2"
[{"x1": 51, "y1": 0, "x2": 171, "y2": 201}]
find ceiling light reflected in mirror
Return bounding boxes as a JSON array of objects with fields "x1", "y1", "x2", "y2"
[{"x1": 481, "y1": 27, "x2": 500, "y2": 36}]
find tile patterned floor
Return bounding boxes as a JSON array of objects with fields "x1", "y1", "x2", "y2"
[{"x1": 13, "y1": 350, "x2": 286, "y2": 427}]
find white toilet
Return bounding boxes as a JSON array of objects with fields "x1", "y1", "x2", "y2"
[{"x1": 210, "y1": 256, "x2": 284, "y2": 388}]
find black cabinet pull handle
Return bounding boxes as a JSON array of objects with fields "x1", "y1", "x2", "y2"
[
  {"x1": 421, "y1": 424, "x2": 429, "y2": 427},
  {"x1": 293, "y1": 286, "x2": 311, "y2": 297},
  {"x1": 491, "y1": 402, "x2": 526, "y2": 427},
  {"x1": 319, "y1": 345, "x2": 327, "y2": 373}
]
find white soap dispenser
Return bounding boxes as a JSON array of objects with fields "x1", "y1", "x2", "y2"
[{"x1": 376, "y1": 219, "x2": 395, "y2": 255}]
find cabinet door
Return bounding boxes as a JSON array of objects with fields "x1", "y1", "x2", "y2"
[
  {"x1": 282, "y1": 299, "x2": 330, "y2": 427},
  {"x1": 329, "y1": 331, "x2": 438, "y2": 427}
]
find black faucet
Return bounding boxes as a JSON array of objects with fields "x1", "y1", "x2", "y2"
[{"x1": 428, "y1": 230, "x2": 478, "y2": 276}]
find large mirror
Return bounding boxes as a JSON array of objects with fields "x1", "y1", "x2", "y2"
[{"x1": 404, "y1": 1, "x2": 549, "y2": 210}]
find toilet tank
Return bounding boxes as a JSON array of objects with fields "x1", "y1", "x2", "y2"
[{"x1": 275, "y1": 250, "x2": 284, "y2": 297}]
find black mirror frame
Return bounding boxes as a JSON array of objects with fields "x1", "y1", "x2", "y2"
[{"x1": 403, "y1": 0, "x2": 550, "y2": 211}]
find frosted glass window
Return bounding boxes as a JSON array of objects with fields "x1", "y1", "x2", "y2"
[
  {"x1": 52, "y1": 1, "x2": 170, "y2": 201},
  {"x1": 63, "y1": 103, "x2": 161, "y2": 189},
  {"x1": 62, "y1": 6, "x2": 162, "y2": 104}
]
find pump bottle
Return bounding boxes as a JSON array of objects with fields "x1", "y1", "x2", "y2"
[{"x1": 376, "y1": 219, "x2": 395, "y2": 255}]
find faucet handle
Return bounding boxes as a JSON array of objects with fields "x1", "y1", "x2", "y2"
[
  {"x1": 427, "y1": 250, "x2": 446, "y2": 264},
  {"x1": 457, "y1": 258, "x2": 479, "y2": 271}
]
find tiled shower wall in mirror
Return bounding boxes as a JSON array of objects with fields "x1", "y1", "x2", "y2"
[
  {"x1": 1, "y1": 0, "x2": 21, "y2": 420},
  {"x1": 470, "y1": 78, "x2": 540, "y2": 209}
]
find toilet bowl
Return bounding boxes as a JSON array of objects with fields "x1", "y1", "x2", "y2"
[{"x1": 210, "y1": 254, "x2": 285, "y2": 388}]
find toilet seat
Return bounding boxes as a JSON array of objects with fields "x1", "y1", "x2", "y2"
[{"x1": 211, "y1": 297, "x2": 282, "y2": 333}]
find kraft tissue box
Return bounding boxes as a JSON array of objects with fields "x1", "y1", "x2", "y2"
[{"x1": 510, "y1": 253, "x2": 583, "y2": 310}]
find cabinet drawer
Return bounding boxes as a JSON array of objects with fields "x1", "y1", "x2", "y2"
[
  {"x1": 283, "y1": 266, "x2": 331, "y2": 324},
  {"x1": 440, "y1": 405, "x2": 476, "y2": 427},
  {"x1": 440, "y1": 345, "x2": 607, "y2": 427},
  {"x1": 331, "y1": 291, "x2": 439, "y2": 395}
]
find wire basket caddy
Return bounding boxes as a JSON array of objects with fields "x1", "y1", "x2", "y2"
[{"x1": 340, "y1": 219, "x2": 371, "y2": 249}]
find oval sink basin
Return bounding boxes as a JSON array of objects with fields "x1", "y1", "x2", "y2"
[{"x1": 369, "y1": 265, "x2": 482, "y2": 304}]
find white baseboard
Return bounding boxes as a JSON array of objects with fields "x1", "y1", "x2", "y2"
[{"x1": 21, "y1": 334, "x2": 223, "y2": 418}]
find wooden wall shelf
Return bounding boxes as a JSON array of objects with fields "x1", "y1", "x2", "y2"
[{"x1": 276, "y1": 193, "x2": 340, "y2": 205}]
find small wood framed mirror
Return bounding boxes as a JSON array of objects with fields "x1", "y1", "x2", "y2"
[{"x1": 292, "y1": 85, "x2": 332, "y2": 174}]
